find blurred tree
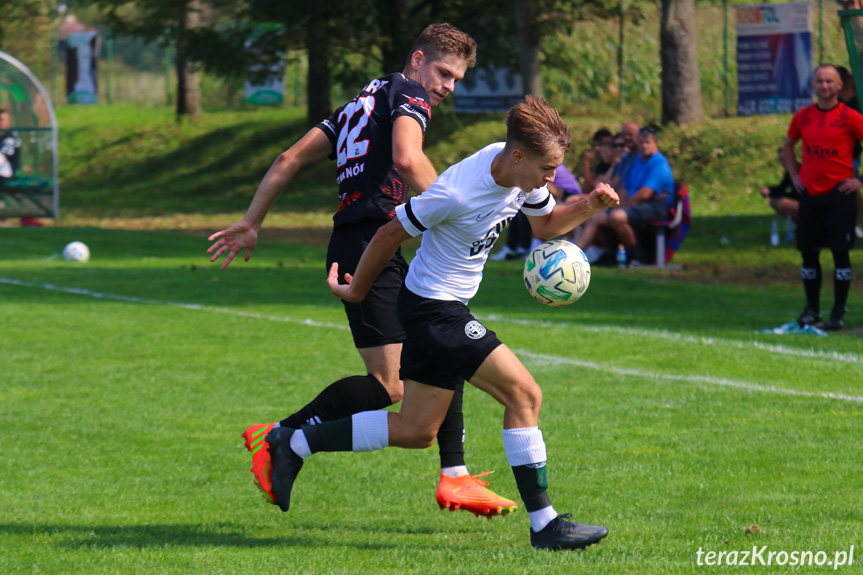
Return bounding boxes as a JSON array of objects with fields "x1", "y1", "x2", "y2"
[
  {"x1": 660, "y1": 0, "x2": 703, "y2": 123},
  {"x1": 87, "y1": 0, "x2": 222, "y2": 118}
]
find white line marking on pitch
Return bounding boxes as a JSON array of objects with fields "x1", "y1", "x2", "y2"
[
  {"x1": 516, "y1": 350, "x2": 863, "y2": 404},
  {"x1": 482, "y1": 314, "x2": 862, "y2": 365},
  {"x1": 0, "y1": 277, "x2": 348, "y2": 331},
  {"x1": 2, "y1": 277, "x2": 861, "y2": 403}
]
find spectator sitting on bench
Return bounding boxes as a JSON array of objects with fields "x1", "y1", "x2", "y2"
[
  {"x1": 759, "y1": 147, "x2": 800, "y2": 221},
  {"x1": 0, "y1": 108, "x2": 42, "y2": 227},
  {"x1": 0, "y1": 109, "x2": 20, "y2": 186},
  {"x1": 577, "y1": 125, "x2": 674, "y2": 264},
  {"x1": 607, "y1": 122, "x2": 640, "y2": 194},
  {"x1": 581, "y1": 128, "x2": 614, "y2": 191}
]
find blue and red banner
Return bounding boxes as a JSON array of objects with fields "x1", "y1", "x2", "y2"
[{"x1": 736, "y1": 2, "x2": 813, "y2": 116}]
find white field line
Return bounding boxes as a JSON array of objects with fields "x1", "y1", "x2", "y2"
[
  {"x1": 482, "y1": 314, "x2": 862, "y2": 365},
  {"x1": 0, "y1": 277, "x2": 348, "y2": 331},
  {"x1": 516, "y1": 350, "x2": 863, "y2": 404},
  {"x1": 2, "y1": 276, "x2": 861, "y2": 403}
]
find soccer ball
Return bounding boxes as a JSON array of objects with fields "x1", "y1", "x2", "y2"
[
  {"x1": 63, "y1": 241, "x2": 90, "y2": 263},
  {"x1": 523, "y1": 240, "x2": 590, "y2": 306}
]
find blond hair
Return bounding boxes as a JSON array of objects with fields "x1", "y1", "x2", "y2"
[
  {"x1": 505, "y1": 96, "x2": 571, "y2": 156},
  {"x1": 407, "y1": 23, "x2": 477, "y2": 68}
]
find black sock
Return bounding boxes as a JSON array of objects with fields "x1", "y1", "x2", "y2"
[
  {"x1": 302, "y1": 417, "x2": 353, "y2": 453},
  {"x1": 279, "y1": 374, "x2": 392, "y2": 429},
  {"x1": 801, "y1": 250, "x2": 822, "y2": 313},
  {"x1": 511, "y1": 463, "x2": 551, "y2": 512},
  {"x1": 832, "y1": 249, "x2": 852, "y2": 312},
  {"x1": 436, "y1": 381, "x2": 466, "y2": 469}
]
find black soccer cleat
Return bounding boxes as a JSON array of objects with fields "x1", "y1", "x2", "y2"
[
  {"x1": 266, "y1": 426, "x2": 304, "y2": 512},
  {"x1": 530, "y1": 514, "x2": 609, "y2": 550},
  {"x1": 824, "y1": 308, "x2": 845, "y2": 331},
  {"x1": 796, "y1": 307, "x2": 823, "y2": 328}
]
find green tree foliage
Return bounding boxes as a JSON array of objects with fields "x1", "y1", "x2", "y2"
[{"x1": 0, "y1": 0, "x2": 56, "y2": 81}]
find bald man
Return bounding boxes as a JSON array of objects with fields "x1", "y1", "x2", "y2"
[{"x1": 782, "y1": 64, "x2": 863, "y2": 331}]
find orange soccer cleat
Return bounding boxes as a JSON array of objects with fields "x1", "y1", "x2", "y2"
[
  {"x1": 436, "y1": 471, "x2": 519, "y2": 518},
  {"x1": 242, "y1": 423, "x2": 276, "y2": 504}
]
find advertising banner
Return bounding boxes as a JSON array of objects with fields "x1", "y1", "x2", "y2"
[
  {"x1": 453, "y1": 66, "x2": 524, "y2": 113},
  {"x1": 736, "y1": 2, "x2": 812, "y2": 115}
]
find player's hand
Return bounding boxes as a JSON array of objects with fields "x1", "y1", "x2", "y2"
[
  {"x1": 838, "y1": 177, "x2": 862, "y2": 194},
  {"x1": 207, "y1": 219, "x2": 258, "y2": 270},
  {"x1": 791, "y1": 174, "x2": 805, "y2": 192},
  {"x1": 759, "y1": 186, "x2": 770, "y2": 198},
  {"x1": 587, "y1": 183, "x2": 619, "y2": 211},
  {"x1": 327, "y1": 262, "x2": 360, "y2": 302}
]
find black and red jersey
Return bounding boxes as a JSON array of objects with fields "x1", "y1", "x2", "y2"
[{"x1": 316, "y1": 73, "x2": 432, "y2": 227}]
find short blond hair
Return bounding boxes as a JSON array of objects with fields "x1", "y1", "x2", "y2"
[
  {"x1": 407, "y1": 23, "x2": 477, "y2": 68},
  {"x1": 505, "y1": 96, "x2": 571, "y2": 156}
]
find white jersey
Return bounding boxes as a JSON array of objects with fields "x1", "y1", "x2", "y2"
[{"x1": 395, "y1": 143, "x2": 555, "y2": 304}]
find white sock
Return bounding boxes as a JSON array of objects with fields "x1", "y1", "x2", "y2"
[
  {"x1": 528, "y1": 506, "x2": 558, "y2": 532},
  {"x1": 441, "y1": 465, "x2": 469, "y2": 478},
  {"x1": 502, "y1": 427, "x2": 547, "y2": 466},
  {"x1": 289, "y1": 429, "x2": 311, "y2": 459},
  {"x1": 352, "y1": 411, "x2": 390, "y2": 452},
  {"x1": 272, "y1": 422, "x2": 281, "y2": 429},
  {"x1": 503, "y1": 427, "x2": 554, "y2": 532}
]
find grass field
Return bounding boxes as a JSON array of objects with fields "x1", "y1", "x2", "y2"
[{"x1": 2, "y1": 225, "x2": 862, "y2": 574}]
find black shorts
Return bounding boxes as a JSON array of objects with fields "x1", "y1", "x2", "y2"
[
  {"x1": 327, "y1": 220, "x2": 408, "y2": 348},
  {"x1": 623, "y1": 195, "x2": 671, "y2": 226},
  {"x1": 397, "y1": 288, "x2": 502, "y2": 391},
  {"x1": 797, "y1": 188, "x2": 857, "y2": 252}
]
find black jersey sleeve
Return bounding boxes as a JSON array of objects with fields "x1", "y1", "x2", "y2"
[
  {"x1": 315, "y1": 107, "x2": 343, "y2": 161},
  {"x1": 389, "y1": 78, "x2": 432, "y2": 135}
]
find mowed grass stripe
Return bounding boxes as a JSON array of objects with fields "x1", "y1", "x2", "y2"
[
  {"x1": 2, "y1": 275, "x2": 860, "y2": 403},
  {"x1": 517, "y1": 350, "x2": 863, "y2": 403}
]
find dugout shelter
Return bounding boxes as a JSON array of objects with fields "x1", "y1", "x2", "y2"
[{"x1": 0, "y1": 51, "x2": 59, "y2": 218}]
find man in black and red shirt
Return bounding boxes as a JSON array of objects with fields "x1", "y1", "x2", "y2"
[
  {"x1": 209, "y1": 25, "x2": 518, "y2": 517},
  {"x1": 783, "y1": 63, "x2": 863, "y2": 330}
]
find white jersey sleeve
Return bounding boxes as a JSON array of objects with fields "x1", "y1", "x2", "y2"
[
  {"x1": 520, "y1": 186, "x2": 556, "y2": 216},
  {"x1": 395, "y1": 180, "x2": 464, "y2": 237}
]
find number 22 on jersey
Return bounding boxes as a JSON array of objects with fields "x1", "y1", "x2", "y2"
[{"x1": 336, "y1": 95, "x2": 375, "y2": 168}]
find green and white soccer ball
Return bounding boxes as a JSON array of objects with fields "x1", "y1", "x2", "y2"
[
  {"x1": 63, "y1": 241, "x2": 90, "y2": 263},
  {"x1": 523, "y1": 240, "x2": 590, "y2": 306}
]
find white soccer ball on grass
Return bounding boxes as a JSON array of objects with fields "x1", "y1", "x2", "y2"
[
  {"x1": 523, "y1": 240, "x2": 590, "y2": 306},
  {"x1": 63, "y1": 241, "x2": 90, "y2": 263}
]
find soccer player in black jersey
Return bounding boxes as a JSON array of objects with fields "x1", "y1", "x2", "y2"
[{"x1": 208, "y1": 24, "x2": 518, "y2": 517}]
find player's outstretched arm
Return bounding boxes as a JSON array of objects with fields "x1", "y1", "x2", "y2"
[
  {"x1": 327, "y1": 218, "x2": 412, "y2": 303},
  {"x1": 392, "y1": 116, "x2": 438, "y2": 193},
  {"x1": 527, "y1": 183, "x2": 619, "y2": 239},
  {"x1": 207, "y1": 128, "x2": 331, "y2": 270}
]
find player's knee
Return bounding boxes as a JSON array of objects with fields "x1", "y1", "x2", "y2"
[
  {"x1": 405, "y1": 426, "x2": 438, "y2": 448},
  {"x1": 610, "y1": 208, "x2": 627, "y2": 226},
  {"x1": 374, "y1": 374, "x2": 404, "y2": 403},
  {"x1": 508, "y1": 378, "x2": 543, "y2": 417}
]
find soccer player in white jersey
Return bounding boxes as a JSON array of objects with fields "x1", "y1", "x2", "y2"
[{"x1": 266, "y1": 96, "x2": 619, "y2": 550}]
